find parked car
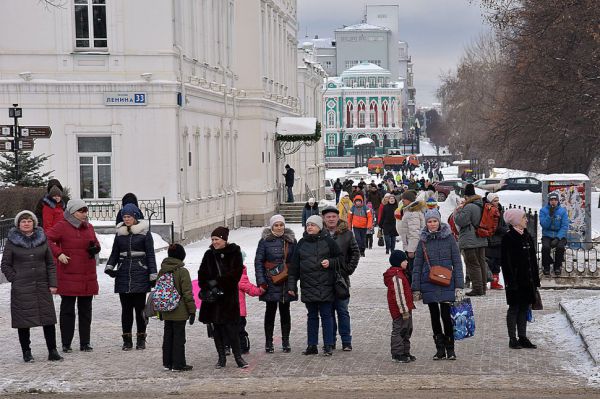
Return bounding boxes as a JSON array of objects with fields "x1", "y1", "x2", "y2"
[
  {"x1": 433, "y1": 179, "x2": 467, "y2": 201},
  {"x1": 324, "y1": 178, "x2": 335, "y2": 200},
  {"x1": 498, "y1": 177, "x2": 542, "y2": 193},
  {"x1": 473, "y1": 178, "x2": 502, "y2": 193}
]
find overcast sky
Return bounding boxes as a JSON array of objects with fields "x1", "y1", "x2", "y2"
[{"x1": 297, "y1": 0, "x2": 489, "y2": 106}]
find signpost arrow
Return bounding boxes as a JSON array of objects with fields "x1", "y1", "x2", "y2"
[
  {"x1": 20, "y1": 126, "x2": 52, "y2": 138},
  {"x1": 19, "y1": 138, "x2": 35, "y2": 151},
  {"x1": 0, "y1": 140, "x2": 14, "y2": 151}
]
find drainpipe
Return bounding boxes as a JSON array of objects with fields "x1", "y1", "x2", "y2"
[
  {"x1": 172, "y1": 0, "x2": 185, "y2": 240},
  {"x1": 221, "y1": 65, "x2": 228, "y2": 227}
]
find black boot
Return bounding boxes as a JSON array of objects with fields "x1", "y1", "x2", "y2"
[
  {"x1": 235, "y1": 355, "x2": 249, "y2": 368},
  {"x1": 282, "y1": 321, "x2": 291, "y2": 353},
  {"x1": 122, "y1": 333, "x2": 133, "y2": 351},
  {"x1": 48, "y1": 348, "x2": 63, "y2": 361},
  {"x1": 23, "y1": 350, "x2": 34, "y2": 363},
  {"x1": 136, "y1": 333, "x2": 147, "y2": 350},
  {"x1": 282, "y1": 337, "x2": 291, "y2": 353},
  {"x1": 214, "y1": 333, "x2": 226, "y2": 369},
  {"x1": 302, "y1": 345, "x2": 318, "y2": 355},
  {"x1": 518, "y1": 336, "x2": 537, "y2": 349},
  {"x1": 445, "y1": 336, "x2": 456, "y2": 360},
  {"x1": 509, "y1": 337, "x2": 523, "y2": 349},
  {"x1": 433, "y1": 334, "x2": 446, "y2": 360}
]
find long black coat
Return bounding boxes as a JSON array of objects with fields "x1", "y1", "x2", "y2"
[
  {"x1": 329, "y1": 221, "x2": 360, "y2": 288},
  {"x1": 106, "y1": 220, "x2": 157, "y2": 293},
  {"x1": 380, "y1": 203, "x2": 399, "y2": 236},
  {"x1": 1, "y1": 227, "x2": 57, "y2": 329},
  {"x1": 500, "y1": 227, "x2": 540, "y2": 305},
  {"x1": 287, "y1": 230, "x2": 343, "y2": 303},
  {"x1": 198, "y1": 243, "x2": 243, "y2": 325},
  {"x1": 254, "y1": 228, "x2": 297, "y2": 303}
]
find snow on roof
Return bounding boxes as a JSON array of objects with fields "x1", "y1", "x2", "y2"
[
  {"x1": 339, "y1": 23, "x2": 389, "y2": 31},
  {"x1": 354, "y1": 137, "x2": 374, "y2": 146},
  {"x1": 276, "y1": 117, "x2": 317, "y2": 136},
  {"x1": 540, "y1": 173, "x2": 590, "y2": 181},
  {"x1": 341, "y1": 62, "x2": 391, "y2": 77},
  {"x1": 311, "y1": 38, "x2": 335, "y2": 48}
]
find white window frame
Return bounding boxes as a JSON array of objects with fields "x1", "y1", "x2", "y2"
[
  {"x1": 74, "y1": 0, "x2": 108, "y2": 50},
  {"x1": 327, "y1": 110, "x2": 336, "y2": 128},
  {"x1": 77, "y1": 136, "x2": 112, "y2": 199}
]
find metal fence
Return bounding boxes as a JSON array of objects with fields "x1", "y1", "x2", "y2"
[
  {"x1": 507, "y1": 204, "x2": 538, "y2": 239},
  {"x1": 0, "y1": 218, "x2": 12, "y2": 252},
  {"x1": 86, "y1": 197, "x2": 166, "y2": 223}
]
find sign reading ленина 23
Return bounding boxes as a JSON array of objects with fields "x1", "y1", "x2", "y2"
[{"x1": 104, "y1": 92, "x2": 147, "y2": 106}]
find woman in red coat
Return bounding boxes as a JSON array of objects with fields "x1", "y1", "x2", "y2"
[
  {"x1": 42, "y1": 185, "x2": 65, "y2": 232},
  {"x1": 47, "y1": 199, "x2": 100, "y2": 353}
]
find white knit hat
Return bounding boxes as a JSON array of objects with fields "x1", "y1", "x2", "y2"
[
  {"x1": 487, "y1": 193, "x2": 499, "y2": 202},
  {"x1": 269, "y1": 214, "x2": 286, "y2": 227},
  {"x1": 14, "y1": 210, "x2": 38, "y2": 228}
]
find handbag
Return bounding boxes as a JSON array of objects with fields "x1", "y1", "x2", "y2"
[
  {"x1": 532, "y1": 289, "x2": 543, "y2": 310},
  {"x1": 422, "y1": 242, "x2": 452, "y2": 287},
  {"x1": 377, "y1": 228, "x2": 384, "y2": 247},
  {"x1": 199, "y1": 253, "x2": 224, "y2": 303},
  {"x1": 264, "y1": 242, "x2": 289, "y2": 285},
  {"x1": 451, "y1": 298, "x2": 476, "y2": 340},
  {"x1": 334, "y1": 265, "x2": 350, "y2": 300}
]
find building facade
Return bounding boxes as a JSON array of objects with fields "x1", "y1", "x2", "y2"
[
  {"x1": 323, "y1": 62, "x2": 403, "y2": 157},
  {"x1": 0, "y1": 0, "x2": 324, "y2": 241}
]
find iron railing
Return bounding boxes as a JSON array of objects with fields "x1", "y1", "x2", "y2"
[
  {"x1": 86, "y1": 197, "x2": 166, "y2": 223},
  {"x1": 506, "y1": 204, "x2": 538, "y2": 239},
  {"x1": 0, "y1": 218, "x2": 13, "y2": 252}
]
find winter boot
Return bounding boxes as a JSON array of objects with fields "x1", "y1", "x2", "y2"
[
  {"x1": 302, "y1": 345, "x2": 318, "y2": 355},
  {"x1": 235, "y1": 355, "x2": 249, "y2": 368},
  {"x1": 282, "y1": 321, "x2": 291, "y2": 353},
  {"x1": 518, "y1": 336, "x2": 537, "y2": 349},
  {"x1": 214, "y1": 333, "x2": 227, "y2": 369},
  {"x1": 490, "y1": 274, "x2": 504, "y2": 290},
  {"x1": 509, "y1": 337, "x2": 522, "y2": 349},
  {"x1": 122, "y1": 333, "x2": 133, "y2": 351},
  {"x1": 432, "y1": 334, "x2": 446, "y2": 360},
  {"x1": 136, "y1": 333, "x2": 147, "y2": 350},
  {"x1": 48, "y1": 348, "x2": 63, "y2": 361},
  {"x1": 22, "y1": 350, "x2": 34, "y2": 363},
  {"x1": 445, "y1": 336, "x2": 456, "y2": 360}
]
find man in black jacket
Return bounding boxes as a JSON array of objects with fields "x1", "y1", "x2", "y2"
[
  {"x1": 322, "y1": 206, "x2": 361, "y2": 351},
  {"x1": 283, "y1": 164, "x2": 295, "y2": 203}
]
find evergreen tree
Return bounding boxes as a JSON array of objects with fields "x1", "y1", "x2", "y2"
[{"x1": 0, "y1": 152, "x2": 53, "y2": 187}]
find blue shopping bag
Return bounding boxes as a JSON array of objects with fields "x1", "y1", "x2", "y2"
[{"x1": 450, "y1": 298, "x2": 475, "y2": 340}]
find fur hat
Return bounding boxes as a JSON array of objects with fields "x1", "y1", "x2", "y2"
[
  {"x1": 121, "y1": 203, "x2": 142, "y2": 220},
  {"x1": 167, "y1": 243, "x2": 186, "y2": 261},
  {"x1": 389, "y1": 250, "x2": 408, "y2": 266},
  {"x1": 269, "y1": 214, "x2": 286, "y2": 227},
  {"x1": 464, "y1": 183, "x2": 476, "y2": 197},
  {"x1": 424, "y1": 209, "x2": 442, "y2": 223},
  {"x1": 486, "y1": 193, "x2": 499, "y2": 203},
  {"x1": 305, "y1": 215, "x2": 323, "y2": 230},
  {"x1": 66, "y1": 199, "x2": 88, "y2": 215},
  {"x1": 14, "y1": 210, "x2": 38, "y2": 228},
  {"x1": 321, "y1": 205, "x2": 339, "y2": 216},
  {"x1": 504, "y1": 208, "x2": 525, "y2": 227},
  {"x1": 48, "y1": 185, "x2": 62, "y2": 197},
  {"x1": 211, "y1": 226, "x2": 229, "y2": 241},
  {"x1": 401, "y1": 190, "x2": 417, "y2": 202}
]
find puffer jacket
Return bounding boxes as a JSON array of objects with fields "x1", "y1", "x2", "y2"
[
  {"x1": 486, "y1": 204, "x2": 509, "y2": 259},
  {"x1": 338, "y1": 195, "x2": 353, "y2": 223},
  {"x1": 412, "y1": 223, "x2": 464, "y2": 304},
  {"x1": 1, "y1": 227, "x2": 57, "y2": 329},
  {"x1": 348, "y1": 196, "x2": 373, "y2": 229},
  {"x1": 46, "y1": 212, "x2": 100, "y2": 297},
  {"x1": 383, "y1": 266, "x2": 415, "y2": 320},
  {"x1": 501, "y1": 227, "x2": 540, "y2": 305},
  {"x1": 254, "y1": 228, "x2": 297, "y2": 303},
  {"x1": 396, "y1": 200, "x2": 426, "y2": 253},
  {"x1": 454, "y1": 195, "x2": 488, "y2": 249},
  {"x1": 287, "y1": 230, "x2": 343, "y2": 303},
  {"x1": 106, "y1": 220, "x2": 157, "y2": 294},
  {"x1": 302, "y1": 203, "x2": 320, "y2": 226},
  {"x1": 238, "y1": 266, "x2": 262, "y2": 317},
  {"x1": 539, "y1": 203, "x2": 569, "y2": 239},
  {"x1": 41, "y1": 196, "x2": 65, "y2": 232},
  {"x1": 329, "y1": 220, "x2": 360, "y2": 288},
  {"x1": 158, "y1": 257, "x2": 196, "y2": 321},
  {"x1": 198, "y1": 243, "x2": 243, "y2": 325}
]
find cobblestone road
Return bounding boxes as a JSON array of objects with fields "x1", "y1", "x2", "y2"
[{"x1": 0, "y1": 230, "x2": 599, "y2": 397}]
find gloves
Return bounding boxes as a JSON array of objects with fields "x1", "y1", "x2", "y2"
[
  {"x1": 188, "y1": 313, "x2": 195, "y2": 325},
  {"x1": 104, "y1": 264, "x2": 117, "y2": 278},
  {"x1": 413, "y1": 291, "x2": 422, "y2": 302},
  {"x1": 87, "y1": 241, "x2": 100, "y2": 259},
  {"x1": 455, "y1": 289, "x2": 465, "y2": 302}
]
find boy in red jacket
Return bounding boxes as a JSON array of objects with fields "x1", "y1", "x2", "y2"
[{"x1": 383, "y1": 250, "x2": 416, "y2": 363}]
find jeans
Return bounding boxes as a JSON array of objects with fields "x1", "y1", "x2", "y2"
[
  {"x1": 332, "y1": 297, "x2": 351, "y2": 345},
  {"x1": 384, "y1": 234, "x2": 397, "y2": 252},
  {"x1": 305, "y1": 302, "x2": 334, "y2": 346},
  {"x1": 335, "y1": 191, "x2": 340, "y2": 204},
  {"x1": 162, "y1": 320, "x2": 187, "y2": 369},
  {"x1": 18, "y1": 325, "x2": 57, "y2": 352},
  {"x1": 287, "y1": 186, "x2": 294, "y2": 202},
  {"x1": 507, "y1": 303, "x2": 528, "y2": 339},
  {"x1": 353, "y1": 227, "x2": 367, "y2": 253},
  {"x1": 428, "y1": 302, "x2": 453, "y2": 339},
  {"x1": 541, "y1": 236, "x2": 566, "y2": 272},
  {"x1": 60, "y1": 295, "x2": 93, "y2": 347},
  {"x1": 119, "y1": 293, "x2": 147, "y2": 334}
]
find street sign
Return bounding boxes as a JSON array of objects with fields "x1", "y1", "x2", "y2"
[
  {"x1": 104, "y1": 92, "x2": 147, "y2": 106},
  {"x1": 20, "y1": 126, "x2": 52, "y2": 138},
  {"x1": 18, "y1": 138, "x2": 34, "y2": 151},
  {"x1": 0, "y1": 140, "x2": 13, "y2": 151},
  {"x1": 1, "y1": 125, "x2": 12, "y2": 136}
]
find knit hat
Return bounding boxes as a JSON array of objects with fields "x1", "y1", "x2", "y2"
[
  {"x1": 401, "y1": 190, "x2": 417, "y2": 202},
  {"x1": 389, "y1": 250, "x2": 408, "y2": 266},
  {"x1": 48, "y1": 185, "x2": 62, "y2": 197},
  {"x1": 487, "y1": 193, "x2": 499, "y2": 203},
  {"x1": 464, "y1": 183, "x2": 476, "y2": 196},
  {"x1": 121, "y1": 203, "x2": 142, "y2": 220},
  {"x1": 305, "y1": 215, "x2": 323, "y2": 230},
  {"x1": 269, "y1": 214, "x2": 286, "y2": 227},
  {"x1": 504, "y1": 208, "x2": 525, "y2": 227},
  {"x1": 66, "y1": 199, "x2": 88, "y2": 215},
  {"x1": 14, "y1": 210, "x2": 38, "y2": 228},
  {"x1": 424, "y1": 209, "x2": 442, "y2": 223},
  {"x1": 548, "y1": 192, "x2": 559, "y2": 201},
  {"x1": 167, "y1": 243, "x2": 186, "y2": 261},
  {"x1": 211, "y1": 226, "x2": 229, "y2": 241},
  {"x1": 321, "y1": 205, "x2": 339, "y2": 216},
  {"x1": 426, "y1": 197, "x2": 438, "y2": 209},
  {"x1": 341, "y1": 191, "x2": 349, "y2": 198},
  {"x1": 354, "y1": 195, "x2": 364, "y2": 203}
]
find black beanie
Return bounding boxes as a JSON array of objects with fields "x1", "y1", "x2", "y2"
[
  {"x1": 168, "y1": 244, "x2": 186, "y2": 261},
  {"x1": 389, "y1": 250, "x2": 408, "y2": 266},
  {"x1": 211, "y1": 226, "x2": 229, "y2": 241},
  {"x1": 464, "y1": 183, "x2": 476, "y2": 196}
]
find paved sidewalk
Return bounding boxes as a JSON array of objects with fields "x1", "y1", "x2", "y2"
[{"x1": 0, "y1": 235, "x2": 598, "y2": 395}]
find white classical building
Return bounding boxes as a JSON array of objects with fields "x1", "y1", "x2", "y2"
[{"x1": 0, "y1": 0, "x2": 325, "y2": 241}]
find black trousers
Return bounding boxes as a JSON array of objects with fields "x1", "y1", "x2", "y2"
[
  {"x1": 428, "y1": 302, "x2": 453, "y2": 339},
  {"x1": 119, "y1": 293, "x2": 147, "y2": 334},
  {"x1": 366, "y1": 234, "x2": 373, "y2": 249},
  {"x1": 60, "y1": 295, "x2": 93, "y2": 347},
  {"x1": 264, "y1": 301, "x2": 291, "y2": 343},
  {"x1": 507, "y1": 303, "x2": 529, "y2": 339},
  {"x1": 541, "y1": 236, "x2": 566, "y2": 272},
  {"x1": 162, "y1": 320, "x2": 187, "y2": 369},
  {"x1": 18, "y1": 325, "x2": 57, "y2": 352},
  {"x1": 214, "y1": 323, "x2": 242, "y2": 358}
]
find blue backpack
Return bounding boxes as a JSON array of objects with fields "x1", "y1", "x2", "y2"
[{"x1": 151, "y1": 272, "x2": 181, "y2": 312}]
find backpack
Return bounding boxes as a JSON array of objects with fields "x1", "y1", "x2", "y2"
[
  {"x1": 474, "y1": 202, "x2": 500, "y2": 238},
  {"x1": 151, "y1": 272, "x2": 181, "y2": 312},
  {"x1": 448, "y1": 213, "x2": 459, "y2": 240}
]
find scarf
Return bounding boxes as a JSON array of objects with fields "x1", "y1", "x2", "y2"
[{"x1": 513, "y1": 226, "x2": 525, "y2": 235}]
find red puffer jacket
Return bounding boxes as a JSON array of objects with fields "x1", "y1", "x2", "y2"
[
  {"x1": 383, "y1": 266, "x2": 415, "y2": 320},
  {"x1": 46, "y1": 217, "x2": 100, "y2": 296}
]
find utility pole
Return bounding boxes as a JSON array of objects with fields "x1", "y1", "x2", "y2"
[{"x1": 8, "y1": 104, "x2": 22, "y2": 181}]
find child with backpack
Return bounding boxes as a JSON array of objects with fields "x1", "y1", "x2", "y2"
[
  {"x1": 155, "y1": 244, "x2": 196, "y2": 372},
  {"x1": 383, "y1": 250, "x2": 415, "y2": 363}
]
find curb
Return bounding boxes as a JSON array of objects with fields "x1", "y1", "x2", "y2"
[{"x1": 558, "y1": 301, "x2": 599, "y2": 366}]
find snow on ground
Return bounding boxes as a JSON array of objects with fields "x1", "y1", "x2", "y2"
[{"x1": 559, "y1": 296, "x2": 600, "y2": 366}]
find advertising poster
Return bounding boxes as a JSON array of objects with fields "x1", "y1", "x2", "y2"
[{"x1": 547, "y1": 181, "x2": 586, "y2": 244}]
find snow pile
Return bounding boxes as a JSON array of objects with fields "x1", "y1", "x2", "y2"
[
  {"x1": 419, "y1": 138, "x2": 448, "y2": 157},
  {"x1": 559, "y1": 296, "x2": 600, "y2": 365}
]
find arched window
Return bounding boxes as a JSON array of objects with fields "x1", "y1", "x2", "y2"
[
  {"x1": 346, "y1": 102, "x2": 353, "y2": 128},
  {"x1": 369, "y1": 101, "x2": 378, "y2": 128},
  {"x1": 327, "y1": 110, "x2": 336, "y2": 128},
  {"x1": 371, "y1": 134, "x2": 379, "y2": 147},
  {"x1": 345, "y1": 134, "x2": 353, "y2": 148},
  {"x1": 390, "y1": 100, "x2": 396, "y2": 127},
  {"x1": 382, "y1": 101, "x2": 389, "y2": 127},
  {"x1": 358, "y1": 102, "x2": 366, "y2": 128}
]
